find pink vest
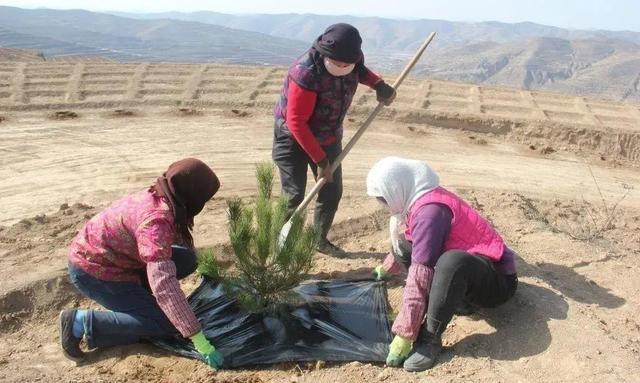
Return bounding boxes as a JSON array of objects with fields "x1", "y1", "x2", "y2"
[{"x1": 405, "y1": 187, "x2": 504, "y2": 261}]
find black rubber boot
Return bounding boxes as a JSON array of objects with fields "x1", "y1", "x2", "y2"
[
  {"x1": 317, "y1": 239, "x2": 347, "y2": 258},
  {"x1": 59, "y1": 309, "x2": 85, "y2": 362},
  {"x1": 454, "y1": 301, "x2": 478, "y2": 316},
  {"x1": 403, "y1": 321, "x2": 443, "y2": 372}
]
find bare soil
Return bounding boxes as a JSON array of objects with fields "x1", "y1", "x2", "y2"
[{"x1": 1, "y1": 63, "x2": 639, "y2": 382}]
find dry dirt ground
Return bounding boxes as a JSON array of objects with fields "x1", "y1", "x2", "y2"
[{"x1": 1, "y1": 62, "x2": 639, "y2": 382}]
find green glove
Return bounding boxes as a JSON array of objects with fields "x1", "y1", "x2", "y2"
[
  {"x1": 372, "y1": 265, "x2": 387, "y2": 281},
  {"x1": 191, "y1": 331, "x2": 224, "y2": 369},
  {"x1": 386, "y1": 335, "x2": 412, "y2": 367}
]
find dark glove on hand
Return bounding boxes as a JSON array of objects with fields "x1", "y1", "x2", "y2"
[
  {"x1": 375, "y1": 80, "x2": 396, "y2": 106},
  {"x1": 316, "y1": 158, "x2": 334, "y2": 183}
]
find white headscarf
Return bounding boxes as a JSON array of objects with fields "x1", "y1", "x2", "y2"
[{"x1": 366, "y1": 156, "x2": 440, "y2": 256}]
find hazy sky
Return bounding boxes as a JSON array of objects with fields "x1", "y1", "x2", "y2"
[{"x1": 1, "y1": 0, "x2": 639, "y2": 32}]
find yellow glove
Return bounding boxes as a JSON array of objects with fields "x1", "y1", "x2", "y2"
[
  {"x1": 190, "y1": 331, "x2": 224, "y2": 369},
  {"x1": 386, "y1": 335, "x2": 412, "y2": 366},
  {"x1": 372, "y1": 265, "x2": 387, "y2": 281}
]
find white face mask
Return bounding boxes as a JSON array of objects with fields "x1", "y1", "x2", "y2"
[{"x1": 324, "y1": 58, "x2": 355, "y2": 77}]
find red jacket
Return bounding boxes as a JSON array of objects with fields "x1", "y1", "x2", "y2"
[{"x1": 274, "y1": 49, "x2": 381, "y2": 163}]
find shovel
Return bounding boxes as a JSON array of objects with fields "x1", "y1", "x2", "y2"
[{"x1": 278, "y1": 32, "x2": 437, "y2": 248}]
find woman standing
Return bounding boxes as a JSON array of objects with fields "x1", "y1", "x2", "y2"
[
  {"x1": 273, "y1": 23, "x2": 396, "y2": 256},
  {"x1": 59, "y1": 158, "x2": 224, "y2": 368},
  {"x1": 367, "y1": 157, "x2": 518, "y2": 371}
]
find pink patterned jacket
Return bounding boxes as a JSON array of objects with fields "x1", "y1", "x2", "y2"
[{"x1": 69, "y1": 189, "x2": 201, "y2": 337}]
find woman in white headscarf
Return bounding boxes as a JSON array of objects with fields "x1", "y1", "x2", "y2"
[{"x1": 367, "y1": 157, "x2": 518, "y2": 371}]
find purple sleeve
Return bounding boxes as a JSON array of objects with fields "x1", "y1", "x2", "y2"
[
  {"x1": 494, "y1": 246, "x2": 518, "y2": 275},
  {"x1": 408, "y1": 203, "x2": 453, "y2": 267}
]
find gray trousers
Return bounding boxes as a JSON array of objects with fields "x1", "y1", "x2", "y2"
[{"x1": 272, "y1": 124, "x2": 343, "y2": 241}]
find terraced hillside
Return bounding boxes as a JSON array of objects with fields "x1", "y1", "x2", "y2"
[
  {"x1": 0, "y1": 47, "x2": 44, "y2": 62},
  {"x1": 1, "y1": 61, "x2": 639, "y2": 161}
]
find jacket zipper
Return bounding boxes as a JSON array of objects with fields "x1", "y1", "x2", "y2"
[{"x1": 338, "y1": 77, "x2": 345, "y2": 129}]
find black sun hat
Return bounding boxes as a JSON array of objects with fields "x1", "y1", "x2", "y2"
[{"x1": 313, "y1": 23, "x2": 363, "y2": 64}]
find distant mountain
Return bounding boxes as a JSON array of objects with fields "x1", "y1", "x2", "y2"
[
  {"x1": 118, "y1": 11, "x2": 640, "y2": 102},
  {"x1": 118, "y1": 11, "x2": 640, "y2": 52},
  {"x1": 417, "y1": 37, "x2": 640, "y2": 101},
  {"x1": 0, "y1": 26, "x2": 137, "y2": 60},
  {"x1": 2, "y1": 7, "x2": 639, "y2": 102},
  {"x1": 0, "y1": 6, "x2": 308, "y2": 64}
]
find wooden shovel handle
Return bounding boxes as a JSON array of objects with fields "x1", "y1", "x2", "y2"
[{"x1": 291, "y1": 32, "x2": 437, "y2": 216}]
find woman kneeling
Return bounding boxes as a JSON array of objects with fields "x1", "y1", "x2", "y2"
[
  {"x1": 59, "y1": 158, "x2": 223, "y2": 368},
  {"x1": 367, "y1": 156, "x2": 518, "y2": 372}
]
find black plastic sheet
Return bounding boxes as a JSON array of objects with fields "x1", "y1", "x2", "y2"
[{"x1": 152, "y1": 278, "x2": 393, "y2": 368}]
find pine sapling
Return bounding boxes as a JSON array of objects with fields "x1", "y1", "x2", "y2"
[{"x1": 198, "y1": 162, "x2": 318, "y2": 311}]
